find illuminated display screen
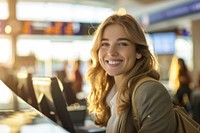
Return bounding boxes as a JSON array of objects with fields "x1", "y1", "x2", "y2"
[
  {"x1": 150, "y1": 32, "x2": 176, "y2": 55},
  {"x1": 21, "y1": 21, "x2": 99, "y2": 35}
]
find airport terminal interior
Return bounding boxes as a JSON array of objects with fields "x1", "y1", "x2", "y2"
[{"x1": 1, "y1": 0, "x2": 200, "y2": 132}]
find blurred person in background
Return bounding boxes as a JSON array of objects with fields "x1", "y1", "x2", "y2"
[
  {"x1": 191, "y1": 71, "x2": 200, "y2": 124},
  {"x1": 86, "y1": 13, "x2": 176, "y2": 133},
  {"x1": 55, "y1": 60, "x2": 79, "y2": 105},
  {"x1": 174, "y1": 57, "x2": 193, "y2": 112},
  {"x1": 72, "y1": 59, "x2": 83, "y2": 93},
  {"x1": 55, "y1": 60, "x2": 69, "y2": 82}
]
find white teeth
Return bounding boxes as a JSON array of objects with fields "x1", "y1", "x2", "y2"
[{"x1": 108, "y1": 60, "x2": 121, "y2": 64}]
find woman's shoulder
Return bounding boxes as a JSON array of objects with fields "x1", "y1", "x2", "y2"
[
  {"x1": 138, "y1": 79, "x2": 167, "y2": 91},
  {"x1": 135, "y1": 80, "x2": 171, "y2": 101},
  {"x1": 133, "y1": 80, "x2": 176, "y2": 133}
]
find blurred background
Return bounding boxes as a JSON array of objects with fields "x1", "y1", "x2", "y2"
[
  {"x1": 1, "y1": 0, "x2": 200, "y2": 104},
  {"x1": 1, "y1": 0, "x2": 200, "y2": 130}
]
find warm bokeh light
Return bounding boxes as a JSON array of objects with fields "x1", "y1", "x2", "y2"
[
  {"x1": 17, "y1": 71, "x2": 28, "y2": 79},
  {"x1": 5, "y1": 25, "x2": 12, "y2": 34},
  {"x1": 117, "y1": 7, "x2": 127, "y2": 15}
]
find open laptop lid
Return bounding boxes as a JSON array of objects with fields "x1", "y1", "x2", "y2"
[{"x1": 32, "y1": 77, "x2": 76, "y2": 133}]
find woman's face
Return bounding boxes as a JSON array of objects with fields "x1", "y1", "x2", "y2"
[{"x1": 98, "y1": 24, "x2": 140, "y2": 77}]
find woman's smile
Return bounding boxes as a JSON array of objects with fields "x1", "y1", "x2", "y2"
[{"x1": 106, "y1": 60, "x2": 123, "y2": 66}]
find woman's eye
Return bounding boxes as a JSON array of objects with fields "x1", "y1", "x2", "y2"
[
  {"x1": 101, "y1": 43, "x2": 109, "y2": 47},
  {"x1": 118, "y1": 43, "x2": 128, "y2": 46}
]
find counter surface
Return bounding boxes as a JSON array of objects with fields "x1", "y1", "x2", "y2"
[{"x1": 0, "y1": 80, "x2": 69, "y2": 133}]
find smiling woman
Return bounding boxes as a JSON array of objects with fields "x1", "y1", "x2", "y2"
[{"x1": 86, "y1": 13, "x2": 177, "y2": 133}]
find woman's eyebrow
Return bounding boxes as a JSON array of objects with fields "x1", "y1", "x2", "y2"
[
  {"x1": 101, "y1": 38, "x2": 108, "y2": 41},
  {"x1": 101, "y1": 38, "x2": 131, "y2": 42},
  {"x1": 117, "y1": 38, "x2": 131, "y2": 42}
]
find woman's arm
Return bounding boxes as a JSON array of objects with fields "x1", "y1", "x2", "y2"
[{"x1": 134, "y1": 81, "x2": 176, "y2": 133}]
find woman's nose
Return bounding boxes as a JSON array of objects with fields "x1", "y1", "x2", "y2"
[{"x1": 107, "y1": 46, "x2": 118, "y2": 56}]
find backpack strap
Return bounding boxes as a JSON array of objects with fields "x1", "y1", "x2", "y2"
[{"x1": 132, "y1": 77, "x2": 157, "y2": 131}]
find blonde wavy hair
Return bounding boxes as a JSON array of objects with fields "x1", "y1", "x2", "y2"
[{"x1": 86, "y1": 14, "x2": 160, "y2": 126}]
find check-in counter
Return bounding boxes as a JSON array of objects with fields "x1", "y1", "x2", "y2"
[{"x1": 0, "y1": 80, "x2": 69, "y2": 133}]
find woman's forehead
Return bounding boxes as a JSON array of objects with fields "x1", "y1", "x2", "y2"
[{"x1": 102, "y1": 24, "x2": 129, "y2": 38}]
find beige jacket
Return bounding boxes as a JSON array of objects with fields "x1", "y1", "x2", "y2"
[{"x1": 115, "y1": 80, "x2": 177, "y2": 133}]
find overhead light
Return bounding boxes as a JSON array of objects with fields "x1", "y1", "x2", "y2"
[
  {"x1": 117, "y1": 7, "x2": 127, "y2": 15},
  {"x1": 16, "y1": 2, "x2": 114, "y2": 23}
]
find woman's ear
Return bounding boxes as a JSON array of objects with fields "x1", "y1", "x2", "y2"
[{"x1": 136, "y1": 53, "x2": 142, "y2": 59}]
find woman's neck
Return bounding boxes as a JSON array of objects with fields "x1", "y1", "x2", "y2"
[{"x1": 114, "y1": 75, "x2": 124, "y2": 91}]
